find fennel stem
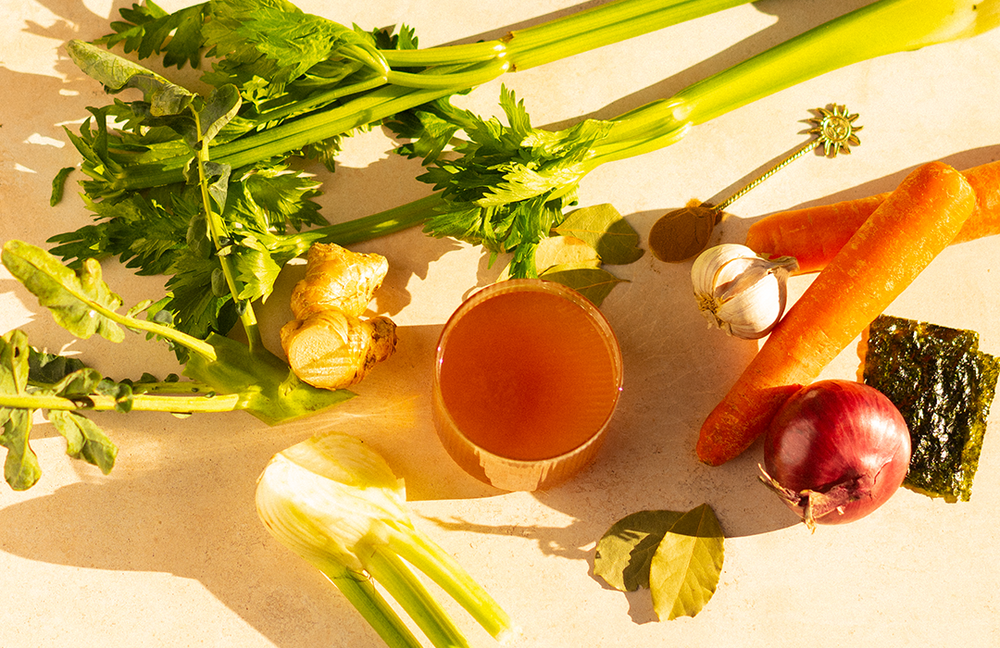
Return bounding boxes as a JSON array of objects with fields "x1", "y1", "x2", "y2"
[
  {"x1": 384, "y1": 523, "x2": 516, "y2": 641},
  {"x1": 365, "y1": 546, "x2": 475, "y2": 648},
  {"x1": 321, "y1": 568, "x2": 426, "y2": 648}
]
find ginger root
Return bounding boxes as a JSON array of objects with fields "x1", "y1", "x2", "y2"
[
  {"x1": 281, "y1": 243, "x2": 397, "y2": 390},
  {"x1": 290, "y1": 242, "x2": 389, "y2": 319}
]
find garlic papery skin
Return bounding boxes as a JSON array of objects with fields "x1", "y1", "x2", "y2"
[{"x1": 691, "y1": 243, "x2": 798, "y2": 340}]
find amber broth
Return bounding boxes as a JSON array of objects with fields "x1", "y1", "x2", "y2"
[{"x1": 437, "y1": 289, "x2": 620, "y2": 461}]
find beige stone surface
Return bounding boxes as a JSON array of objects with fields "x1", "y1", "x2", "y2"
[{"x1": 1, "y1": 1, "x2": 999, "y2": 646}]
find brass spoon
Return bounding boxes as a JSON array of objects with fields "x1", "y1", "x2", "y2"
[{"x1": 648, "y1": 105, "x2": 862, "y2": 263}]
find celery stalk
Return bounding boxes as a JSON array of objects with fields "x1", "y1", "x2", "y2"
[{"x1": 588, "y1": 0, "x2": 1000, "y2": 167}]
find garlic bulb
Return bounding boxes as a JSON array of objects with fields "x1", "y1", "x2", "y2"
[{"x1": 691, "y1": 243, "x2": 798, "y2": 339}]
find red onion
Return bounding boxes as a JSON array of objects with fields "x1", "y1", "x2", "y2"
[{"x1": 759, "y1": 379, "x2": 911, "y2": 530}]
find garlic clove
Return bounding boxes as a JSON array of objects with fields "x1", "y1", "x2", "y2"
[
  {"x1": 692, "y1": 243, "x2": 797, "y2": 340},
  {"x1": 716, "y1": 269, "x2": 784, "y2": 338}
]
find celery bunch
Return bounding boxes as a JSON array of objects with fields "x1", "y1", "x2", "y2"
[
  {"x1": 50, "y1": 0, "x2": 751, "y2": 338},
  {"x1": 256, "y1": 433, "x2": 517, "y2": 648}
]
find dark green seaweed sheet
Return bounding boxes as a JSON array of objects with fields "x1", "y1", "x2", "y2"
[{"x1": 862, "y1": 314, "x2": 999, "y2": 502}]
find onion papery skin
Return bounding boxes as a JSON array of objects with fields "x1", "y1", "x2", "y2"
[{"x1": 760, "y1": 379, "x2": 911, "y2": 528}]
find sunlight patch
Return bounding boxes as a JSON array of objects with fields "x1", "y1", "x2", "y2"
[{"x1": 26, "y1": 133, "x2": 66, "y2": 148}]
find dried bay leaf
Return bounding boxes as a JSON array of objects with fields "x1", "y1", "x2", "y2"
[
  {"x1": 535, "y1": 236, "x2": 601, "y2": 272},
  {"x1": 649, "y1": 503, "x2": 724, "y2": 621},
  {"x1": 540, "y1": 266, "x2": 624, "y2": 307},
  {"x1": 594, "y1": 510, "x2": 685, "y2": 592},
  {"x1": 553, "y1": 203, "x2": 644, "y2": 265}
]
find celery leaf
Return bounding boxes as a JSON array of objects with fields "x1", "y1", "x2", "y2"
[
  {"x1": 417, "y1": 86, "x2": 613, "y2": 278},
  {"x1": 100, "y1": 2, "x2": 208, "y2": 70},
  {"x1": 66, "y1": 39, "x2": 195, "y2": 117},
  {"x1": 204, "y1": 0, "x2": 384, "y2": 91}
]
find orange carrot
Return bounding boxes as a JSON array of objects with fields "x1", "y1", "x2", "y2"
[
  {"x1": 697, "y1": 161, "x2": 976, "y2": 466},
  {"x1": 745, "y1": 159, "x2": 1000, "y2": 273}
]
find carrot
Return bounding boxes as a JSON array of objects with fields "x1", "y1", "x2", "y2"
[
  {"x1": 745, "y1": 159, "x2": 1000, "y2": 273},
  {"x1": 697, "y1": 161, "x2": 976, "y2": 466}
]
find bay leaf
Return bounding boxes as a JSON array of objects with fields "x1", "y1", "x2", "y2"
[
  {"x1": 553, "y1": 204, "x2": 644, "y2": 266},
  {"x1": 649, "y1": 503, "x2": 725, "y2": 621},
  {"x1": 540, "y1": 266, "x2": 624, "y2": 307},
  {"x1": 594, "y1": 510, "x2": 685, "y2": 592},
  {"x1": 535, "y1": 235, "x2": 601, "y2": 273}
]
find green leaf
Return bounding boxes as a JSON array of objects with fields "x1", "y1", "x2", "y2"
[
  {"x1": 199, "y1": 84, "x2": 242, "y2": 144},
  {"x1": 553, "y1": 204, "x2": 644, "y2": 265},
  {"x1": 0, "y1": 332, "x2": 39, "y2": 490},
  {"x1": 0, "y1": 330, "x2": 31, "y2": 402},
  {"x1": 101, "y1": 2, "x2": 208, "y2": 70},
  {"x1": 50, "y1": 368, "x2": 104, "y2": 400},
  {"x1": 47, "y1": 410, "x2": 118, "y2": 475},
  {"x1": 51, "y1": 166, "x2": 75, "y2": 206},
  {"x1": 539, "y1": 266, "x2": 624, "y2": 307},
  {"x1": 66, "y1": 39, "x2": 195, "y2": 117},
  {"x1": 0, "y1": 410, "x2": 39, "y2": 491},
  {"x1": 94, "y1": 377, "x2": 136, "y2": 413},
  {"x1": 28, "y1": 347, "x2": 88, "y2": 385},
  {"x1": 594, "y1": 510, "x2": 685, "y2": 592},
  {"x1": 649, "y1": 504, "x2": 725, "y2": 621},
  {"x1": 2, "y1": 240, "x2": 125, "y2": 342}
]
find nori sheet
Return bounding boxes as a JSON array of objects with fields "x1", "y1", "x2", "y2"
[{"x1": 861, "y1": 314, "x2": 999, "y2": 502}]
